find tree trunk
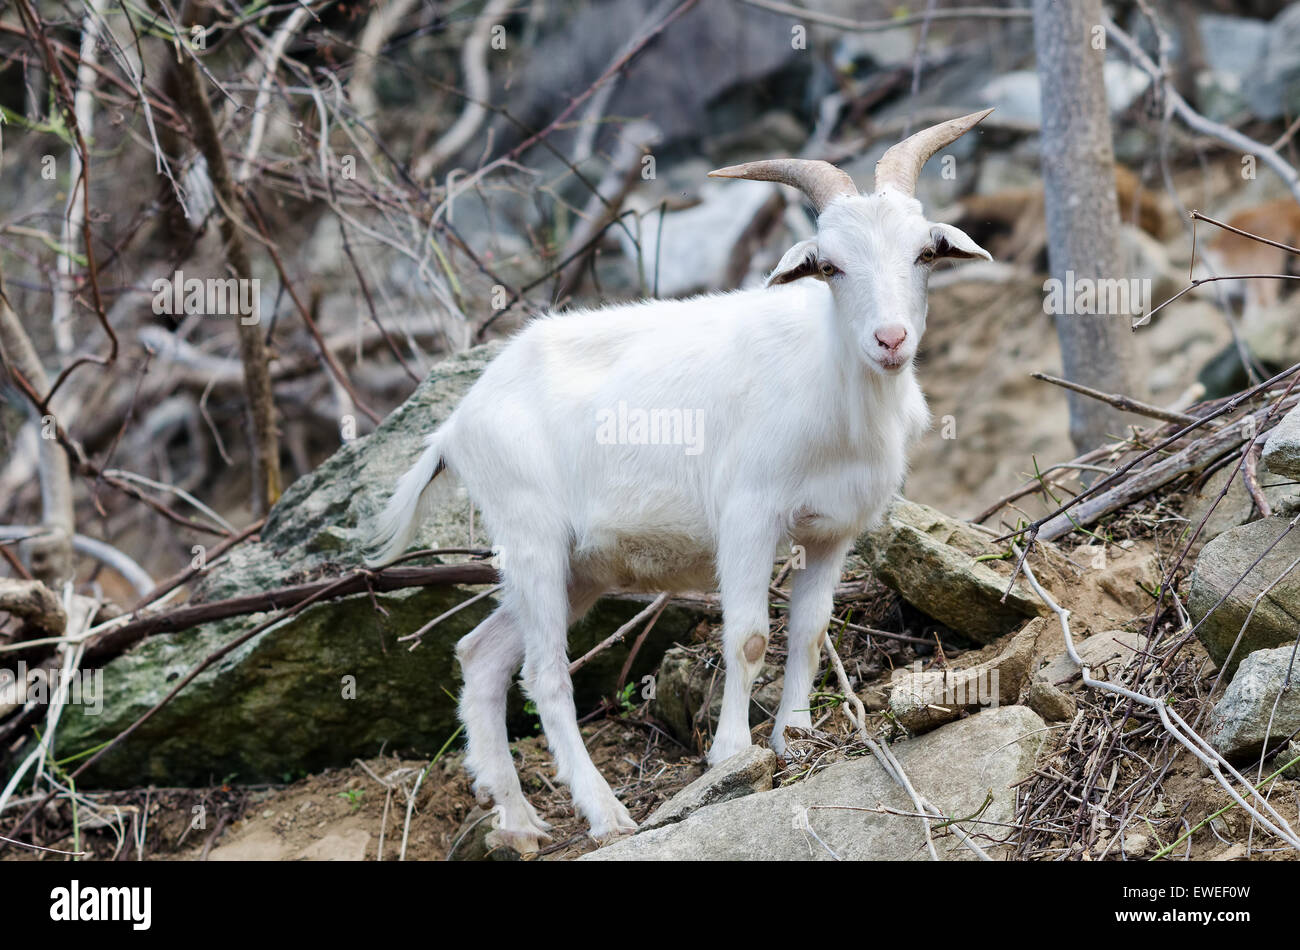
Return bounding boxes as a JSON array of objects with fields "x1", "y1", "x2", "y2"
[
  {"x1": 169, "y1": 30, "x2": 282, "y2": 515},
  {"x1": 1033, "y1": 0, "x2": 1141, "y2": 454}
]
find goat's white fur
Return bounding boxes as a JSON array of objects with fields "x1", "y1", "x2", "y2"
[{"x1": 367, "y1": 177, "x2": 990, "y2": 849}]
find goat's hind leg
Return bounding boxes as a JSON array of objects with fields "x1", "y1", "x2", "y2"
[
  {"x1": 510, "y1": 548, "x2": 636, "y2": 842},
  {"x1": 456, "y1": 608, "x2": 550, "y2": 852}
]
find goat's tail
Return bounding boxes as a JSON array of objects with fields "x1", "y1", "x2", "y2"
[{"x1": 363, "y1": 432, "x2": 452, "y2": 567}]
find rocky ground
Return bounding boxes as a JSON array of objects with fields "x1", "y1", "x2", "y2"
[{"x1": 9, "y1": 349, "x2": 1300, "y2": 859}]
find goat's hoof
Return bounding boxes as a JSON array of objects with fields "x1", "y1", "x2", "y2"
[
  {"x1": 590, "y1": 826, "x2": 636, "y2": 847},
  {"x1": 588, "y1": 818, "x2": 637, "y2": 846},
  {"x1": 483, "y1": 801, "x2": 552, "y2": 856},
  {"x1": 485, "y1": 824, "x2": 549, "y2": 857},
  {"x1": 586, "y1": 800, "x2": 637, "y2": 844}
]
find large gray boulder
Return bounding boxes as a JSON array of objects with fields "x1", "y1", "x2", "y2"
[
  {"x1": 1193, "y1": 9, "x2": 1300, "y2": 121},
  {"x1": 583, "y1": 706, "x2": 1046, "y2": 860},
  {"x1": 55, "y1": 344, "x2": 704, "y2": 786},
  {"x1": 1186, "y1": 518, "x2": 1300, "y2": 676},
  {"x1": 1208, "y1": 644, "x2": 1300, "y2": 761},
  {"x1": 1180, "y1": 457, "x2": 1298, "y2": 547},
  {"x1": 1262, "y1": 404, "x2": 1300, "y2": 480},
  {"x1": 856, "y1": 499, "x2": 1051, "y2": 642}
]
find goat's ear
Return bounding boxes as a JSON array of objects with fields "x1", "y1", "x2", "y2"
[
  {"x1": 929, "y1": 223, "x2": 992, "y2": 262},
  {"x1": 766, "y1": 239, "x2": 820, "y2": 287}
]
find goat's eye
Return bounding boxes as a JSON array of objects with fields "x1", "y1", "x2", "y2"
[
  {"x1": 917, "y1": 247, "x2": 937, "y2": 264},
  {"x1": 818, "y1": 261, "x2": 839, "y2": 278}
]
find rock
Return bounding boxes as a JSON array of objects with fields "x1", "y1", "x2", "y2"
[
  {"x1": 832, "y1": 26, "x2": 916, "y2": 72},
  {"x1": 617, "y1": 181, "x2": 785, "y2": 297},
  {"x1": 641, "y1": 746, "x2": 775, "y2": 831},
  {"x1": 1181, "y1": 458, "x2": 1298, "y2": 547},
  {"x1": 1028, "y1": 680, "x2": 1077, "y2": 722},
  {"x1": 207, "y1": 829, "x2": 287, "y2": 861},
  {"x1": 496, "y1": 0, "x2": 806, "y2": 156},
  {"x1": 1192, "y1": 9, "x2": 1300, "y2": 121},
  {"x1": 1068, "y1": 542, "x2": 1164, "y2": 630},
  {"x1": 582, "y1": 706, "x2": 1046, "y2": 861},
  {"x1": 1122, "y1": 831, "x2": 1151, "y2": 859},
  {"x1": 1262, "y1": 404, "x2": 1300, "y2": 479},
  {"x1": 978, "y1": 71, "x2": 1042, "y2": 126},
  {"x1": 859, "y1": 682, "x2": 890, "y2": 712},
  {"x1": 856, "y1": 499, "x2": 1055, "y2": 642},
  {"x1": 977, "y1": 64, "x2": 1150, "y2": 127},
  {"x1": 650, "y1": 645, "x2": 783, "y2": 748},
  {"x1": 57, "y1": 345, "x2": 708, "y2": 786},
  {"x1": 1207, "y1": 644, "x2": 1300, "y2": 761},
  {"x1": 1186, "y1": 518, "x2": 1300, "y2": 676},
  {"x1": 209, "y1": 825, "x2": 371, "y2": 861},
  {"x1": 1272, "y1": 739, "x2": 1300, "y2": 779},
  {"x1": 1035, "y1": 629, "x2": 1149, "y2": 687},
  {"x1": 1196, "y1": 14, "x2": 1269, "y2": 119},
  {"x1": 1211, "y1": 842, "x2": 1248, "y2": 861},
  {"x1": 1118, "y1": 225, "x2": 1181, "y2": 306},
  {"x1": 1256, "y1": 4, "x2": 1300, "y2": 120},
  {"x1": 1200, "y1": 14, "x2": 1268, "y2": 80},
  {"x1": 296, "y1": 829, "x2": 370, "y2": 861},
  {"x1": 887, "y1": 619, "x2": 1042, "y2": 733},
  {"x1": 1197, "y1": 307, "x2": 1300, "y2": 399}
]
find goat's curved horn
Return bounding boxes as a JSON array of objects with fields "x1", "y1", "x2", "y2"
[
  {"x1": 874, "y1": 108, "x2": 994, "y2": 197},
  {"x1": 707, "y1": 159, "x2": 857, "y2": 214}
]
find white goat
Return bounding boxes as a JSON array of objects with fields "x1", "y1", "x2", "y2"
[{"x1": 367, "y1": 110, "x2": 994, "y2": 850}]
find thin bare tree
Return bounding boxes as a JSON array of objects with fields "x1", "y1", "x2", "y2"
[{"x1": 1033, "y1": 0, "x2": 1141, "y2": 453}]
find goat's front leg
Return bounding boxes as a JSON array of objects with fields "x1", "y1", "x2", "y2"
[
  {"x1": 710, "y1": 509, "x2": 784, "y2": 766},
  {"x1": 771, "y1": 537, "x2": 852, "y2": 757}
]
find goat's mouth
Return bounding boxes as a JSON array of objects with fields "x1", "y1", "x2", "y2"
[{"x1": 870, "y1": 353, "x2": 911, "y2": 374}]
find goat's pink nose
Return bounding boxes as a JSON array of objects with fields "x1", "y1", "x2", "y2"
[{"x1": 875, "y1": 325, "x2": 908, "y2": 352}]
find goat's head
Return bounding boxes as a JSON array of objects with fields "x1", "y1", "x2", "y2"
[{"x1": 709, "y1": 109, "x2": 993, "y2": 375}]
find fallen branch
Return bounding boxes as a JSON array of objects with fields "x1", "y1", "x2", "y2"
[
  {"x1": 1031, "y1": 372, "x2": 1199, "y2": 427},
  {"x1": 569, "y1": 592, "x2": 670, "y2": 674},
  {"x1": 738, "y1": 0, "x2": 1031, "y2": 32},
  {"x1": 83, "y1": 562, "x2": 500, "y2": 664},
  {"x1": 996, "y1": 361, "x2": 1300, "y2": 546},
  {"x1": 1036, "y1": 394, "x2": 1296, "y2": 541}
]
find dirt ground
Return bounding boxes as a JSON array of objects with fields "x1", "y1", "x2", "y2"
[{"x1": 4, "y1": 718, "x2": 705, "y2": 862}]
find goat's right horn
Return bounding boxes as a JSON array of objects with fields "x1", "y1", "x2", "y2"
[
  {"x1": 707, "y1": 159, "x2": 857, "y2": 214},
  {"x1": 874, "y1": 108, "x2": 994, "y2": 197}
]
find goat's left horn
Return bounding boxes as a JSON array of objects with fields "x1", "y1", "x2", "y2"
[
  {"x1": 707, "y1": 159, "x2": 857, "y2": 214},
  {"x1": 873, "y1": 108, "x2": 994, "y2": 197}
]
